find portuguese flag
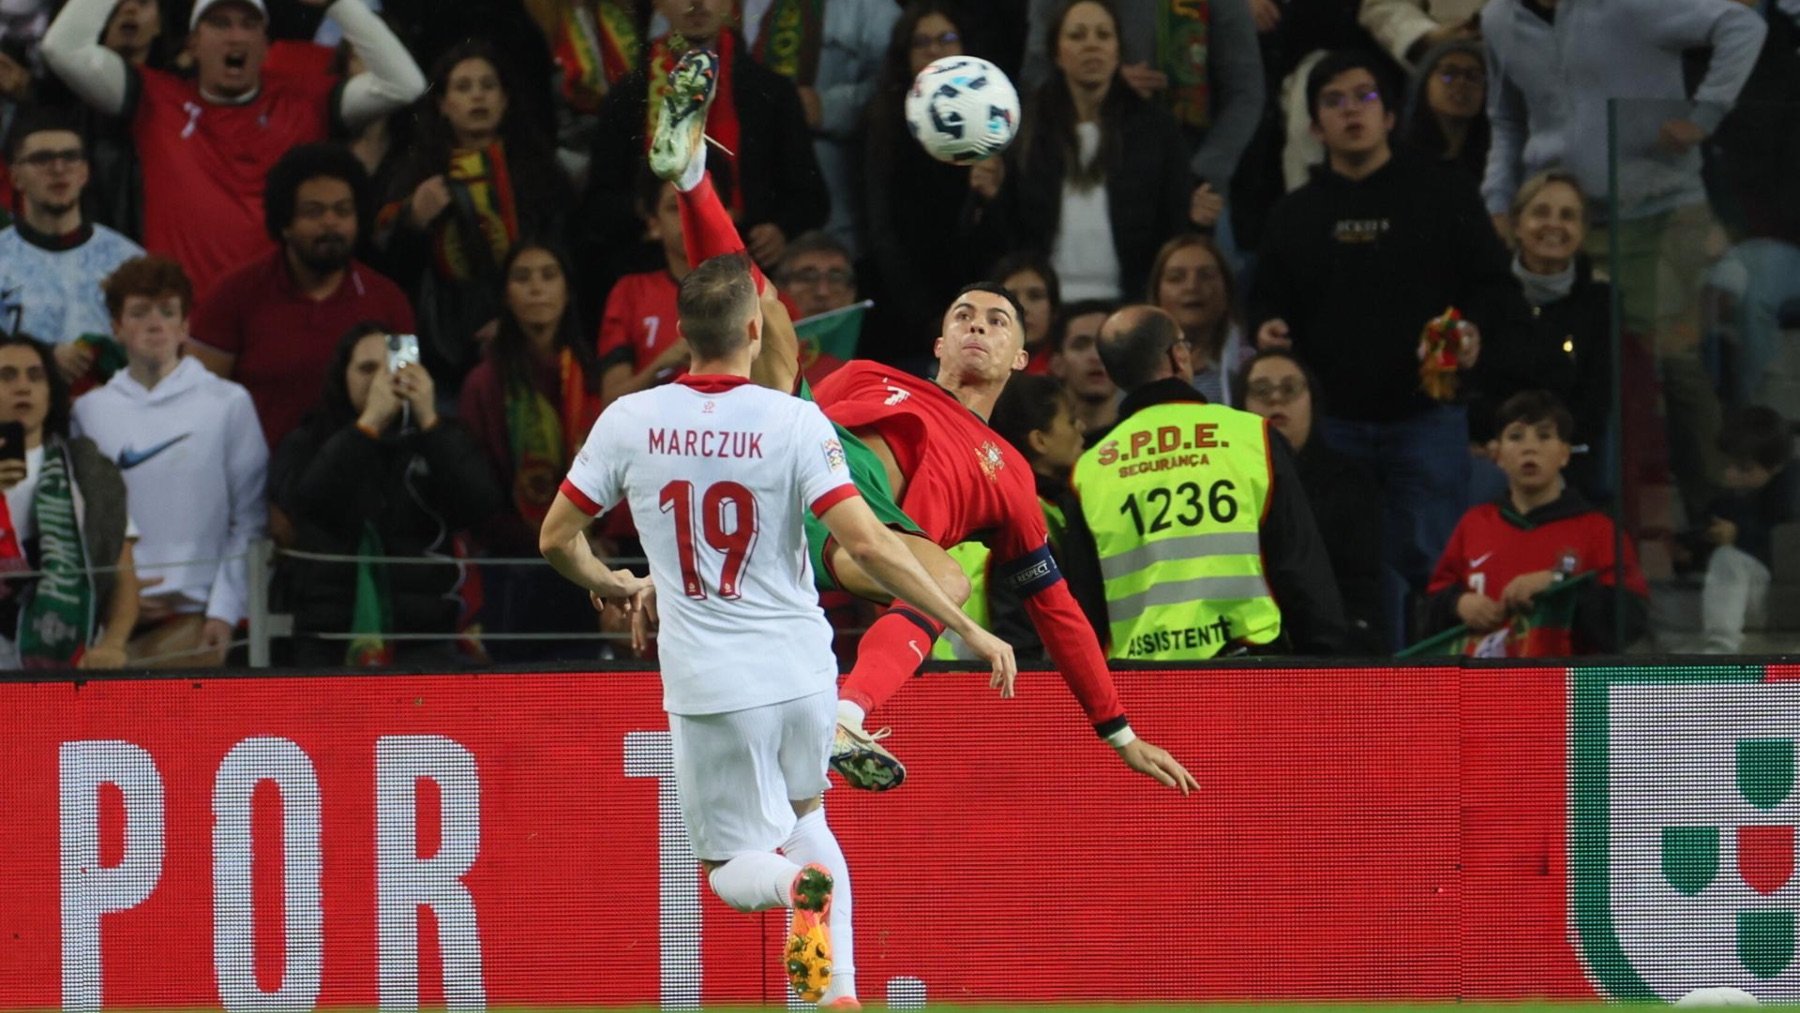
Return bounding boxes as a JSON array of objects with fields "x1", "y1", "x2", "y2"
[{"x1": 1400, "y1": 571, "x2": 1595, "y2": 659}]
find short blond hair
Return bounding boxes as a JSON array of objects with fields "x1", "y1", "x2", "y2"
[{"x1": 1510, "y1": 169, "x2": 1589, "y2": 223}]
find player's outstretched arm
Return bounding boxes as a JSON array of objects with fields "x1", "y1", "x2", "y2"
[
  {"x1": 820, "y1": 496, "x2": 1017, "y2": 694},
  {"x1": 751, "y1": 284, "x2": 802, "y2": 395},
  {"x1": 539, "y1": 493, "x2": 653, "y2": 601},
  {"x1": 1115, "y1": 738, "x2": 1199, "y2": 795}
]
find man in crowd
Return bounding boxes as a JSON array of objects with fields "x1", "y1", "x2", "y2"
[
  {"x1": 776, "y1": 230, "x2": 858, "y2": 323},
  {"x1": 187, "y1": 143, "x2": 414, "y2": 450},
  {"x1": 41, "y1": 0, "x2": 425, "y2": 298},
  {"x1": 0, "y1": 109, "x2": 143, "y2": 381},
  {"x1": 1070, "y1": 304, "x2": 1347, "y2": 659},
  {"x1": 73, "y1": 256, "x2": 266, "y2": 667}
]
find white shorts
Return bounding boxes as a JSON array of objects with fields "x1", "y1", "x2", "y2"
[{"x1": 668, "y1": 689, "x2": 835, "y2": 862}]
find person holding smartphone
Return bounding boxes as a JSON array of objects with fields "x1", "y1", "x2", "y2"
[
  {"x1": 0, "y1": 334, "x2": 136, "y2": 669},
  {"x1": 73, "y1": 256, "x2": 267, "y2": 668}
]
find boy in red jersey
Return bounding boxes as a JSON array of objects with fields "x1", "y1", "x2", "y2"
[
  {"x1": 649, "y1": 48, "x2": 1195, "y2": 796},
  {"x1": 1423, "y1": 390, "x2": 1648, "y2": 654}
]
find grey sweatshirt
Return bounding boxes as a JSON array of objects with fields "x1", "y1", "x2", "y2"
[{"x1": 1480, "y1": 0, "x2": 1766, "y2": 221}]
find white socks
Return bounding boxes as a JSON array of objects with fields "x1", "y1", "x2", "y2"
[
  {"x1": 783, "y1": 807, "x2": 855, "y2": 1003},
  {"x1": 836, "y1": 699, "x2": 866, "y2": 731},
  {"x1": 706, "y1": 850, "x2": 801, "y2": 913},
  {"x1": 676, "y1": 142, "x2": 707, "y2": 192}
]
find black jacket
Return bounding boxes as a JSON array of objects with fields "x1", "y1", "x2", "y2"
[
  {"x1": 1249, "y1": 150, "x2": 1534, "y2": 422},
  {"x1": 1294, "y1": 438, "x2": 1387, "y2": 654},
  {"x1": 580, "y1": 34, "x2": 828, "y2": 293},
  {"x1": 1065, "y1": 378, "x2": 1351, "y2": 656},
  {"x1": 271, "y1": 419, "x2": 504, "y2": 651},
  {"x1": 972, "y1": 89, "x2": 1195, "y2": 300}
]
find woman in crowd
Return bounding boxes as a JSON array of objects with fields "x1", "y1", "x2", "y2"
[
  {"x1": 271, "y1": 323, "x2": 502, "y2": 667},
  {"x1": 0, "y1": 334, "x2": 135, "y2": 669},
  {"x1": 862, "y1": 0, "x2": 990, "y2": 366},
  {"x1": 969, "y1": 0, "x2": 1197, "y2": 303},
  {"x1": 380, "y1": 40, "x2": 573, "y2": 393},
  {"x1": 992, "y1": 251, "x2": 1063, "y2": 374},
  {"x1": 1236, "y1": 350, "x2": 1387, "y2": 653},
  {"x1": 1149, "y1": 233, "x2": 1247, "y2": 404},
  {"x1": 1401, "y1": 40, "x2": 1489, "y2": 184},
  {"x1": 457, "y1": 241, "x2": 608, "y2": 660}
]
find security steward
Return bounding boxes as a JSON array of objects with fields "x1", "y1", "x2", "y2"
[{"x1": 1067, "y1": 305, "x2": 1348, "y2": 659}]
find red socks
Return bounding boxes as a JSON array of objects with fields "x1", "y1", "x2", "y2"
[{"x1": 840, "y1": 605, "x2": 946, "y2": 714}]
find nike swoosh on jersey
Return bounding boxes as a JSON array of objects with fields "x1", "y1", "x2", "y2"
[
  {"x1": 116, "y1": 433, "x2": 191, "y2": 470},
  {"x1": 1470, "y1": 551, "x2": 1495, "y2": 568}
]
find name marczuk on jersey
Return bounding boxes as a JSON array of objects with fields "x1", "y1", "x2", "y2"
[{"x1": 647, "y1": 428, "x2": 765, "y2": 459}]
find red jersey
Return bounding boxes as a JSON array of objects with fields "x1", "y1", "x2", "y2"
[
  {"x1": 1428, "y1": 496, "x2": 1650, "y2": 602},
  {"x1": 131, "y1": 62, "x2": 337, "y2": 299},
  {"x1": 596, "y1": 269, "x2": 684, "y2": 376},
  {"x1": 813, "y1": 361, "x2": 1126, "y2": 731}
]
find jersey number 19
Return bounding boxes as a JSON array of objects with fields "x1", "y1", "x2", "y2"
[{"x1": 659, "y1": 480, "x2": 760, "y2": 600}]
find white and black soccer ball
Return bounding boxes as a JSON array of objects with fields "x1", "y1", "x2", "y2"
[{"x1": 904, "y1": 56, "x2": 1021, "y2": 166}]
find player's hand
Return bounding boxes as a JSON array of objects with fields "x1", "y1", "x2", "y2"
[
  {"x1": 1255, "y1": 318, "x2": 1292, "y2": 350},
  {"x1": 969, "y1": 156, "x2": 1005, "y2": 200},
  {"x1": 626, "y1": 583, "x2": 659, "y2": 654},
  {"x1": 409, "y1": 175, "x2": 452, "y2": 228},
  {"x1": 746, "y1": 223, "x2": 787, "y2": 268},
  {"x1": 53, "y1": 341, "x2": 98, "y2": 383},
  {"x1": 1456, "y1": 591, "x2": 1506, "y2": 631},
  {"x1": 1115, "y1": 736, "x2": 1199, "y2": 795},
  {"x1": 1119, "y1": 61, "x2": 1169, "y2": 99},
  {"x1": 1500, "y1": 570, "x2": 1556, "y2": 612},
  {"x1": 962, "y1": 627, "x2": 1016, "y2": 698},
  {"x1": 1189, "y1": 182, "x2": 1224, "y2": 229}
]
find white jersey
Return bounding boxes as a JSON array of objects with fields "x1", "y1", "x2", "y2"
[{"x1": 561, "y1": 375, "x2": 858, "y2": 716}]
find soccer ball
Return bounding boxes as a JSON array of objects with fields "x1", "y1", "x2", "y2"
[
  {"x1": 1676, "y1": 987, "x2": 1761, "y2": 1006},
  {"x1": 904, "y1": 56, "x2": 1021, "y2": 166}
]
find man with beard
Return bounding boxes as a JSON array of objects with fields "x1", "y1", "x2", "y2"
[
  {"x1": 188, "y1": 143, "x2": 413, "y2": 450},
  {"x1": 0, "y1": 109, "x2": 144, "y2": 381}
]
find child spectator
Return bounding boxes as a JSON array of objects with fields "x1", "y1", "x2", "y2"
[
  {"x1": 1699, "y1": 406, "x2": 1798, "y2": 654},
  {"x1": 1423, "y1": 390, "x2": 1648, "y2": 655},
  {"x1": 1399, "y1": 39, "x2": 1487, "y2": 183},
  {"x1": 992, "y1": 250, "x2": 1063, "y2": 374},
  {"x1": 74, "y1": 255, "x2": 265, "y2": 668},
  {"x1": 597, "y1": 169, "x2": 690, "y2": 408}
]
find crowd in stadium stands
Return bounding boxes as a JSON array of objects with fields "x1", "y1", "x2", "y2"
[{"x1": 0, "y1": 0, "x2": 1795, "y2": 668}]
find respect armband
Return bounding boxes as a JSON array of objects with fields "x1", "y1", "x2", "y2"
[{"x1": 994, "y1": 544, "x2": 1062, "y2": 598}]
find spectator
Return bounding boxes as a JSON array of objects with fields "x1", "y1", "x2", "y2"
[
  {"x1": 0, "y1": 107, "x2": 143, "y2": 382},
  {"x1": 1248, "y1": 50, "x2": 1531, "y2": 645},
  {"x1": 1359, "y1": 0, "x2": 1480, "y2": 71},
  {"x1": 1697, "y1": 406, "x2": 1797, "y2": 653},
  {"x1": 457, "y1": 241, "x2": 605, "y2": 661},
  {"x1": 1148, "y1": 233, "x2": 1246, "y2": 404},
  {"x1": 1068, "y1": 304, "x2": 1348, "y2": 658},
  {"x1": 741, "y1": 0, "x2": 895, "y2": 257},
  {"x1": 774, "y1": 229, "x2": 857, "y2": 382},
  {"x1": 73, "y1": 255, "x2": 265, "y2": 668},
  {"x1": 597, "y1": 169, "x2": 691, "y2": 408},
  {"x1": 861, "y1": 0, "x2": 988, "y2": 366},
  {"x1": 1480, "y1": 0, "x2": 1766, "y2": 523},
  {"x1": 1490, "y1": 170, "x2": 1612, "y2": 500},
  {"x1": 0, "y1": 333, "x2": 135, "y2": 669},
  {"x1": 188, "y1": 143, "x2": 415, "y2": 451},
  {"x1": 1423, "y1": 390, "x2": 1648, "y2": 654},
  {"x1": 991, "y1": 251, "x2": 1063, "y2": 374},
  {"x1": 70, "y1": 0, "x2": 176, "y2": 240},
  {"x1": 970, "y1": 0, "x2": 1200, "y2": 303},
  {"x1": 271, "y1": 321, "x2": 501, "y2": 667},
  {"x1": 1046, "y1": 298, "x2": 1117, "y2": 438},
  {"x1": 1021, "y1": 0, "x2": 1265, "y2": 238},
  {"x1": 1235, "y1": 349, "x2": 1387, "y2": 653},
  {"x1": 379, "y1": 40, "x2": 574, "y2": 392},
  {"x1": 523, "y1": 0, "x2": 642, "y2": 188},
  {"x1": 580, "y1": 0, "x2": 826, "y2": 294},
  {"x1": 40, "y1": 0, "x2": 426, "y2": 299},
  {"x1": 1400, "y1": 38, "x2": 1487, "y2": 183}
]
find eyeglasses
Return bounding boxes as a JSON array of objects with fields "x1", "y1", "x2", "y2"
[
  {"x1": 1246, "y1": 378, "x2": 1307, "y2": 402},
  {"x1": 783, "y1": 268, "x2": 854, "y2": 289},
  {"x1": 1435, "y1": 66, "x2": 1486, "y2": 87},
  {"x1": 16, "y1": 148, "x2": 85, "y2": 168},
  {"x1": 1318, "y1": 88, "x2": 1381, "y2": 111},
  {"x1": 911, "y1": 30, "x2": 960, "y2": 50}
]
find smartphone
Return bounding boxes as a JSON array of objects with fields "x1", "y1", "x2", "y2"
[
  {"x1": 386, "y1": 333, "x2": 421, "y2": 374},
  {"x1": 0, "y1": 421, "x2": 23, "y2": 464}
]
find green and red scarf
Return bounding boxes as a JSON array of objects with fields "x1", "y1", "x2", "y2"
[
  {"x1": 751, "y1": 0, "x2": 822, "y2": 85},
  {"x1": 0, "y1": 442, "x2": 97, "y2": 667},
  {"x1": 1158, "y1": 0, "x2": 1213, "y2": 132},
  {"x1": 505, "y1": 349, "x2": 604, "y2": 525},
  {"x1": 554, "y1": 1, "x2": 640, "y2": 113}
]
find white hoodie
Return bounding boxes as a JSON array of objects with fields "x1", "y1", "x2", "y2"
[{"x1": 72, "y1": 357, "x2": 267, "y2": 625}]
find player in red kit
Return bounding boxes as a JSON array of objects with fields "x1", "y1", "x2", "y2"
[{"x1": 648, "y1": 48, "x2": 1195, "y2": 796}]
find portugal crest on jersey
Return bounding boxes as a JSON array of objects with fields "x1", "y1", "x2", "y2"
[
  {"x1": 1573, "y1": 664, "x2": 1800, "y2": 1002},
  {"x1": 976, "y1": 440, "x2": 1005, "y2": 482}
]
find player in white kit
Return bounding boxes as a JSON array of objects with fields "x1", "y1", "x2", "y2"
[{"x1": 539, "y1": 253, "x2": 1015, "y2": 1007}]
